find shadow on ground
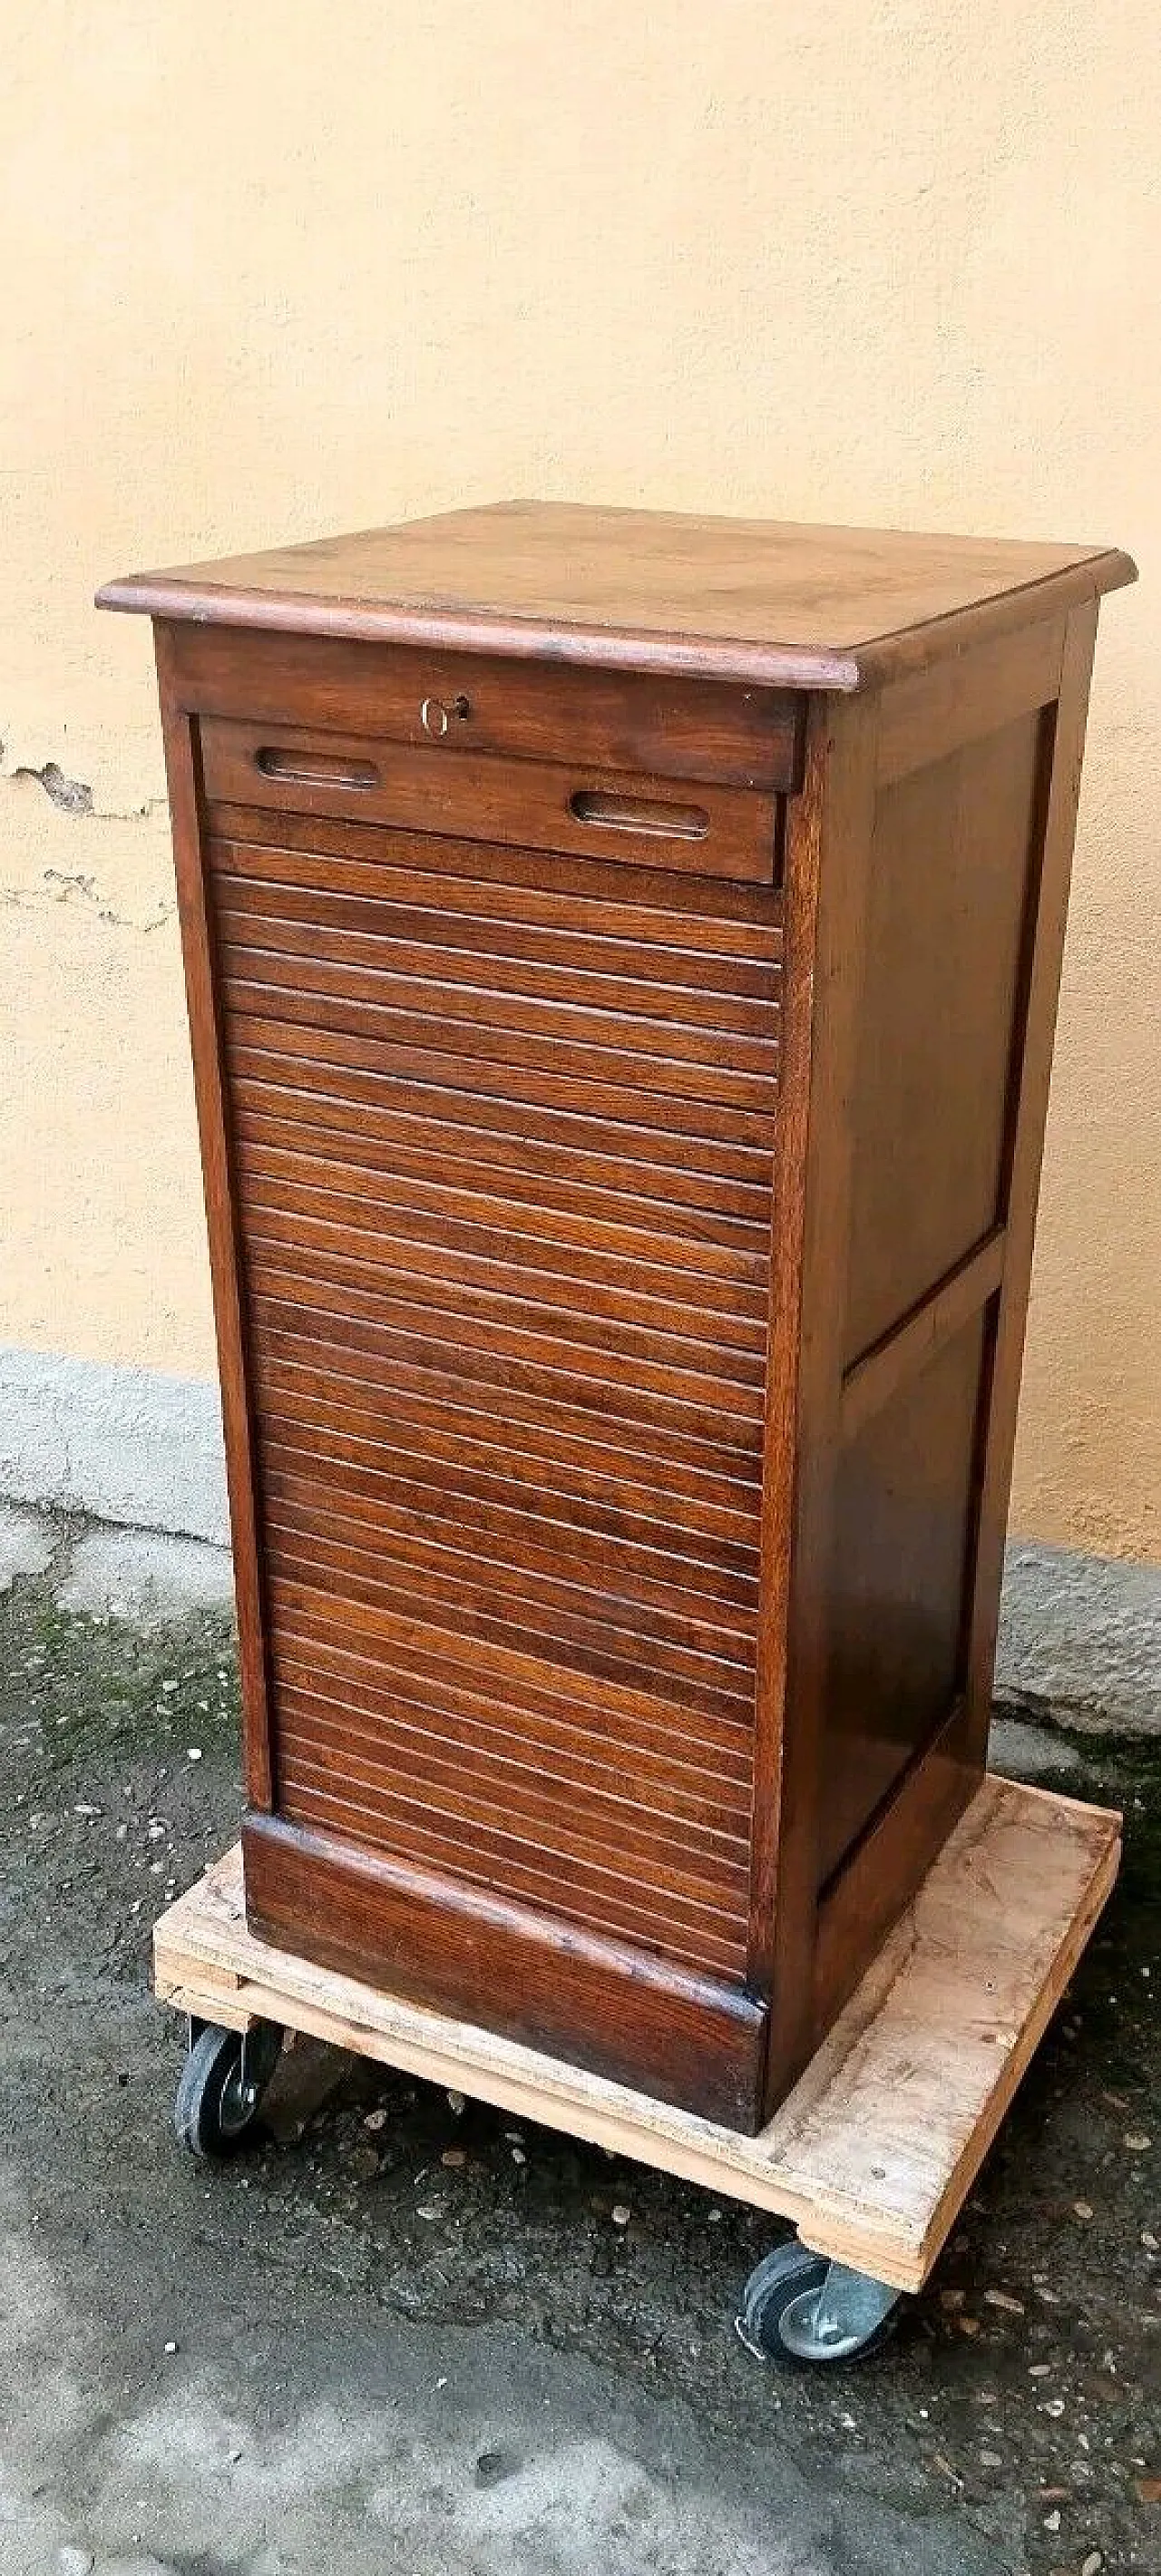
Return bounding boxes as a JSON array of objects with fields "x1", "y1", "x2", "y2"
[{"x1": 0, "y1": 1508, "x2": 1156, "y2": 2576}]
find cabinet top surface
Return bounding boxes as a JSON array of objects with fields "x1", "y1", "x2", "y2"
[{"x1": 98, "y1": 499, "x2": 1135, "y2": 690}]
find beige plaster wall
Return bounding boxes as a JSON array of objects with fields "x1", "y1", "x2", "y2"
[{"x1": 1, "y1": 2, "x2": 1157, "y2": 1556}]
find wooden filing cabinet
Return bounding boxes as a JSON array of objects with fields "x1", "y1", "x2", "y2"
[{"x1": 98, "y1": 503, "x2": 1135, "y2": 2130}]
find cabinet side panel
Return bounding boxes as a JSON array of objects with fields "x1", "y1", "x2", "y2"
[
  {"x1": 811, "y1": 602, "x2": 1098, "y2": 1937},
  {"x1": 961, "y1": 604, "x2": 1099, "y2": 1761},
  {"x1": 153, "y1": 624, "x2": 273, "y2": 1806},
  {"x1": 816, "y1": 706, "x2": 1049, "y2": 1886}
]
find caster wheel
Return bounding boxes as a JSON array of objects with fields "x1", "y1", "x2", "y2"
[
  {"x1": 174, "y1": 2020, "x2": 283, "y2": 2160},
  {"x1": 736, "y1": 2239, "x2": 899, "y2": 2366}
]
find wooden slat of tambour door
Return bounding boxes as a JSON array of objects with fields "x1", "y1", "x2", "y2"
[
  {"x1": 254, "y1": 1332, "x2": 761, "y2": 1501},
  {"x1": 274, "y1": 1586, "x2": 756, "y2": 1937},
  {"x1": 260, "y1": 1455, "x2": 758, "y2": 1639},
  {"x1": 269, "y1": 1642, "x2": 753, "y2": 1979},
  {"x1": 214, "y1": 867, "x2": 783, "y2": 1027},
  {"x1": 220, "y1": 926, "x2": 783, "y2": 1085},
  {"x1": 226, "y1": 1025, "x2": 773, "y2": 1199},
  {"x1": 274, "y1": 1685, "x2": 751, "y2": 1905},
  {"x1": 253, "y1": 1363, "x2": 759, "y2": 1547},
  {"x1": 221, "y1": 954, "x2": 780, "y2": 1115},
  {"x1": 266, "y1": 1572, "x2": 754, "y2": 1745},
  {"x1": 269, "y1": 1597, "x2": 756, "y2": 1785},
  {"x1": 206, "y1": 805, "x2": 785, "y2": 946},
  {"x1": 247, "y1": 1251, "x2": 768, "y2": 1428},
  {"x1": 276, "y1": 1770, "x2": 750, "y2": 1979},
  {"x1": 228, "y1": 1042, "x2": 773, "y2": 1222},
  {"x1": 211, "y1": 821, "x2": 777, "y2": 1974},
  {"x1": 238, "y1": 1165, "x2": 768, "y2": 1349},
  {"x1": 259, "y1": 1426, "x2": 759, "y2": 1598},
  {"x1": 251, "y1": 1280, "x2": 763, "y2": 1468},
  {"x1": 258, "y1": 1410, "x2": 757, "y2": 1594},
  {"x1": 209, "y1": 840, "x2": 786, "y2": 986},
  {"x1": 261, "y1": 1473, "x2": 762, "y2": 1669},
  {"x1": 262, "y1": 1523, "x2": 756, "y2": 1724},
  {"x1": 235, "y1": 1124, "x2": 769, "y2": 1290},
  {"x1": 233, "y1": 1095, "x2": 771, "y2": 1264},
  {"x1": 259, "y1": 1464, "x2": 758, "y2": 1654},
  {"x1": 275, "y1": 1749, "x2": 750, "y2": 1962},
  {"x1": 268, "y1": 1633, "x2": 754, "y2": 1835},
  {"x1": 208, "y1": 851, "x2": 782, "y2": 1053},
  {"x1": 275, "y1": 1743, "x2": 752, "y2": 1941},
  {"x1": 228, "y1": 1004, "x2": 773, "y2": 1148}
]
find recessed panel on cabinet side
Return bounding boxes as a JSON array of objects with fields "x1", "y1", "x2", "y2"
[
  {"x1": 816, "y1": 1312, "x2": 988, "y2": 1888},
  {"x1": 844, "y1": 710, "x2": 1048, "y2": 1366}
]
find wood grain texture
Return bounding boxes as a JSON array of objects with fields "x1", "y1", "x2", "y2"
[
  {"x1": 155, "y1": 1777, "x2": 1121, "y2": 2292},
  {"x1": 161, "y1": 620, "x2": 805, "y2": 790},
  {"x1": 874, "y1": 616, "x2": 1065, "y2": 786},
  {"x1": 811, "y1": 1695, "x2": 977, "y2": 2040},
  {"x1": 840, "y1": 1230, "x2": 1006, "y2": 1440},
  {"x1": 204, "y1": 798, "x2": 785, "y2": 932},
  {"x1": 98, "y1": 501, "x2": 1136, "y2": 690},
  {"x1": 818, "y1": 1319, "x2": 989, "y2": 1885}
]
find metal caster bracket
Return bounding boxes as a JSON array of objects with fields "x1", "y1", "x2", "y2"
[
  {"x1": 778, "y1": 2259, "x2": 900, "y2": 2362},
  {"x1": 736, "y1": 2238, "x2": 902, "y2": 2366}
]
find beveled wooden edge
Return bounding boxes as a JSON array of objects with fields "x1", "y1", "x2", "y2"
[
  {"x1": 95, "y1": 548, "x2": 1135, "y2": 696},
  {"x1": 97, "y1": 577, "x2": 863, "y2": 690},
  {"x1": 153, "y1": 1776, "x2": 1121, "y2": 2295}
]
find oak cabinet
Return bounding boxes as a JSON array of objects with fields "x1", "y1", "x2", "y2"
[{"x1": 99, "y1": 503, "x2": 1134, "y2": 2129}]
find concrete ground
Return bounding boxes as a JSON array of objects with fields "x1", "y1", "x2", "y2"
[{"x1": 0, "y1": 1506, "x2": 1156, "y2": 2576}]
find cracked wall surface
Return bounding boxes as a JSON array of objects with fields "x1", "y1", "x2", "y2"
[
  {"x1": 0, "y1": 776, "x2": 215, "y2": 1374},
  {"x1": 1, "y1": 0, "x2": 1159, "y2": 1559}
]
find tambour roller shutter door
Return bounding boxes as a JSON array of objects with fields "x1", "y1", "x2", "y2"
[{"x1": 204, "y1": 804, "x2": 781, "y2": 1983}]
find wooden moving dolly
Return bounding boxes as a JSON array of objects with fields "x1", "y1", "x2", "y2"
[{"x1": 154, "y1": 1773, "x2": 1119, "y2": 2366}]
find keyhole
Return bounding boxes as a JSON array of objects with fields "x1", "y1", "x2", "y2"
[{"x1": 420, "y1": 694, "x2": 471, "y2": 739}]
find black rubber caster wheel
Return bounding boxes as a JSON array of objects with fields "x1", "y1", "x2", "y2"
[
  {"x1": 736, "y1": 2239, "x2": 899, "y2": 2366},
  {"x1": 174, "y1": 2020, "x2": 284, "y2": 2159}
]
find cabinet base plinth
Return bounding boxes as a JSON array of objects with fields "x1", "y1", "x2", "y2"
[{"x1": 241, "y1": 1810, "x2": 769, "y2": 2132}]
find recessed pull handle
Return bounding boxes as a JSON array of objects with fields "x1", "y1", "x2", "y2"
[
  {"x1": 255, "y1": 745, "x2": 379, "y2": 790},
  {"x1": 570, "y1": 789, "x2": 710, "y2": 841}
]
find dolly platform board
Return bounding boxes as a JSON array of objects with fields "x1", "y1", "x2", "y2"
[{"x1": 154, "y1": 1774, "x2": 1117, "y2": 2350}]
